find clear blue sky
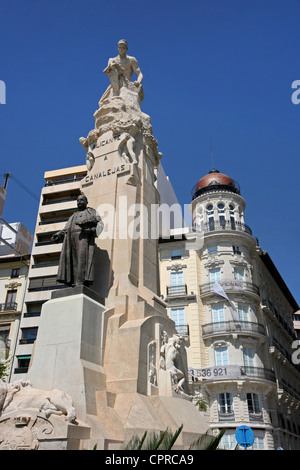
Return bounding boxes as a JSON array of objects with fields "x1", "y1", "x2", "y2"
[{"x1": 0, "y1": 0, "x2": 299, "y2": 305}]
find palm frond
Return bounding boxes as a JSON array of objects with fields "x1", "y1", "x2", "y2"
[
  {"x1": 189, "y1": 428, "x2": 226, "y2": 450},
  {"x1": 158, "y1": 424, "x2": 183, "y2": 450},
  {"x1": 123, "y1": 430, "x2": 148, "y2": 450}
]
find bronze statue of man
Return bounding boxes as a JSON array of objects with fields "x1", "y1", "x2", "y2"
[{"x1": 52, "y1": 194, "x2": 103, "y2": 287}]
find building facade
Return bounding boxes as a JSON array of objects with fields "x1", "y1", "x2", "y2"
[
  {"x1": 159, "y1": 168, "x2": 300, "y2": 450},
  {"x1": 11, "y1": 165, "x2": 87, "y2": 380}
]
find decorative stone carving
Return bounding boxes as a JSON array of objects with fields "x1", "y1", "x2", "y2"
[
  {"x1": 167, "y1": 263, "x2": 187, "y2": 272},
  {"x1": 0, "y1": 379, "x2": 76, "y2": 423},
  {"x1": 0, "y1": 414, "x2": 40, "y2": 450},
  {"x1": 79, "y1": 39, "x2": 162, "y2": 169},
  {"x1": 159, "y1": 331, "x2": 189, "y2": 396},
  {"x1": 148, "y1": 341, "x2": 158, "y2": 388}
]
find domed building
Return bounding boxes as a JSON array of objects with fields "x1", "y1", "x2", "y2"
[{"x1": 159, "y1": 167, "x2": 300, "y2": 450}]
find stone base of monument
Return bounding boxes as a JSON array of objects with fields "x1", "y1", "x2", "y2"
[
  {"x1": 0, "y1": 410, "x2": 90, "y2": 450},
  {"x1": 87, "y1": 391, "x2": 208, "y2": 450},
  {"x1": 20, "y1": 287, "x2": 208, "y2": 449},
  {"x1": 27, "y1": 285, "x2": 107, "y2": 421}
]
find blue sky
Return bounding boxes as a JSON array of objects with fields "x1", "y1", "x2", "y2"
[{"x1": 0, "y1": 0, "x2": 299, "y2": 305}]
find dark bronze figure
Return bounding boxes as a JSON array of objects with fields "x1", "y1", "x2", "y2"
[{"x1": 52, "y1": 194, "x2": 103, "y2": 287}]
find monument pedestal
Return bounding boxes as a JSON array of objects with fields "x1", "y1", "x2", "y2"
[{"x1": 27, "y1": 286, "x2": 107, "y2": 421}]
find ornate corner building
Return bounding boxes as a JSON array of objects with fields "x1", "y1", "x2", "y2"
[{"x1": 159, "y1": 168, "x2": 300, "y2": 450}]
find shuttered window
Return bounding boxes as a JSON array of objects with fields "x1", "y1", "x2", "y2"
[{"x1": 28, "y1": 276, "x2": 60, "y2": 290}]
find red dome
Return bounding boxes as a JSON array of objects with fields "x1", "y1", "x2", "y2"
[
  {"x1": 192, "y1": 169, "x2": 240, "y2": 199},
  {"x1": 196, "y1": 169, "x2": 235, "y2": 190}
]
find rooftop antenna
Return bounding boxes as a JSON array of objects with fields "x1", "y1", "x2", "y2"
[
  {"x1": 210, "y1": 136, "x2": 216, "y2": 171},
  {"x1": 3, "y1": 173, "x2": 10, "y2": 189}
]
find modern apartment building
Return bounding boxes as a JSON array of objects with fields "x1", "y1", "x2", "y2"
[
  {"x1": 159, "y1": 168, "x2": 300, "y2": 450},
  {"x1": 11, "y1": 165, "x2": 87, "y2": 380}
]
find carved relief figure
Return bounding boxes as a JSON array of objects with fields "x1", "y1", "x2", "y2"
[
  {"x1": 52, "y1": 194, "x2": 103, "y2": 287},
  {"x1": 148, "y1": 341, "x2": 158, "y2": 387},
  {"x1": 160, "y1": 333, "x2": 188, "y2": 394},
  {"x1": 0, "y1": 380, "x2": 76, "y2": 423}
]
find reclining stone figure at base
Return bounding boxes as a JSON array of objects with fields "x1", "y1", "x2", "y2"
[{"x1": 0, "y1": 379, "x2": 76, "y2": 423}]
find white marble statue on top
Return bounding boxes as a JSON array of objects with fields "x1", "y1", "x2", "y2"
[{"x1": 103, "y1": 39, "x2": 143, "y2": 94}]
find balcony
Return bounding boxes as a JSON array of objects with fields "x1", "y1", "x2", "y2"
[
  {"x1": 202, "y1": 321, "x2": 265, "y2": 338},
  {"x1": 189, "y1": 364, "x2": 276, "y2": 383},
  {"x1": 219, "y1": 411, "x2": 235, "y2": 421},
  {"x1": 44, "y1": 175, "x2": 84, "y2": 187},
  {"x1": 167, "y1": 284, "x2": 187, "y2": 297},
  {"x1": 249, "y1": 412, "x2": 263, "y2": 422},
  {"x1": 0, "y1": 302, "x2": 18, "y2": 312},
  {"x1": 175, "y1": 324, "x2": 189, "y2": 337},
  {"x1": 166, "y1": 285, "x2": 196, "y2": 301},
  {"x1": 200, "y1": 279, "x2": 260, "y2": 298},
  {"x1": 193, "y1": 220, "x2": 252, "y2": 236}
]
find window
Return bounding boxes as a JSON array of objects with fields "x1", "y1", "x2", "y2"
[
  {"x1": 5, "y1": 289, "x2": 17, "y2": 306},
  {"x1": 218, "y1": 392, "x2": 233, "y2": 414},
  {"x1": 171, "y1": 308, "x2": 185, "y2": 326},
  {"x1": 252, "y1": 434, "x2": 265, "y2": 450},
  {"x1": 207, "y1": 204, "x2": 214, "y2": 230},
  {"x1": 232, "y1": 246, "x2": 241, "y2": 255},
  {"x1": 215, "y1": 347, "x2": 228, "y2": 366},
  {"x1": 234, "y1": 268, "x2": 244, "y2": 280},
  {"x1": 217, "y1": 203, "x2": 225, "y2": 228},
  {"x1": 208, "y1": 246, "x2": 218, "y2": 255},
  {"x1": 11, "y1": 268, "x2": 20, "y2": 278},
  {"x1": 247, "y1": 393, "x2": 261, "y2": 414},
  {"x1": 212, "y1": 305, "x2": 225, "y2": 329},
  {"x1": 210, "y1": 268, "x2": 221, "y2": 282},
  {"x1": 28, "y1": 276, "x2": 61, "y2": 291},
  {"x1": 15, "y1": 356, "x2": 31, "y2": 374},
  {"x1": 170, "y1": 271, "x2": 183, "y2": 286},
  {"x1": 0, "y1": 325, "x2": 10, "y2": 358},
  {"x1": 171, "y1": 249, "x2": 182, "y2": 260},
  {"x1": 243, "y1": 348, "x2": 254, "y2": 367},
  {"x1": 238, "y1": 305, "x2": 248, "y2": 324},
  {"x1": 170, "y1": 308, "x2": 187, "y2": 335},
  {"x1": 20, "y1": 327, "x2": 38, "y2": 344},
  {"x1": 229, "y1": 204, "x2": 236, "y2": 229},
  {"x1": 220, "y1": 431, "x2": 236, "y2": 450}
]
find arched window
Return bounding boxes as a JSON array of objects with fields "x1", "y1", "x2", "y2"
[
  {"x1": 217, "y1": 203, "x2": 225, "y2": 228},
  {"x1": 215, "y1": 347, "x2": 228, "y2": 366},
  {"x1": 206, "y1": 204, "x2": 214, "y2": 231},
  {"x1": 229, "y1": 204, "x2": 236, "y2": 229}
]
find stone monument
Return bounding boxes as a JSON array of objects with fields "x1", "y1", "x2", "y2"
[{"x1": 1, "y1": 40, "x2": 208, "y2": 449}]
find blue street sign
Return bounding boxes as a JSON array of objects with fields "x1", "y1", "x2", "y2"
[{"x1": 235, "y1": 425, "x2": 254, "y2": 450}]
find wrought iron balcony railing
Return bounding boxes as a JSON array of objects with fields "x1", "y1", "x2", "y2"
[
  {"x1": 193, "y1": 220, "x2": 252, "y2": 236},
  {"x1": 189, "y1": 364, "x2": 276, "y2": 383},
  {"x1": 200, "y1": 280, "x2": 260, "y2": 297},
  {"x1": 166, "y1": 284, "x2": 187, "y2": 297},
  {"x1": 202, "y1": 321, "x2": 265, "y2": 337},
  {"x1": 219, "y1": 411, "x2": 235, "y2": 421},
  {"x1": 175, "y1": 324, "x2": 189, "y2": 337},
  {"x1": 0, "y1": 302, "x2": 18, "y2": 312}
]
